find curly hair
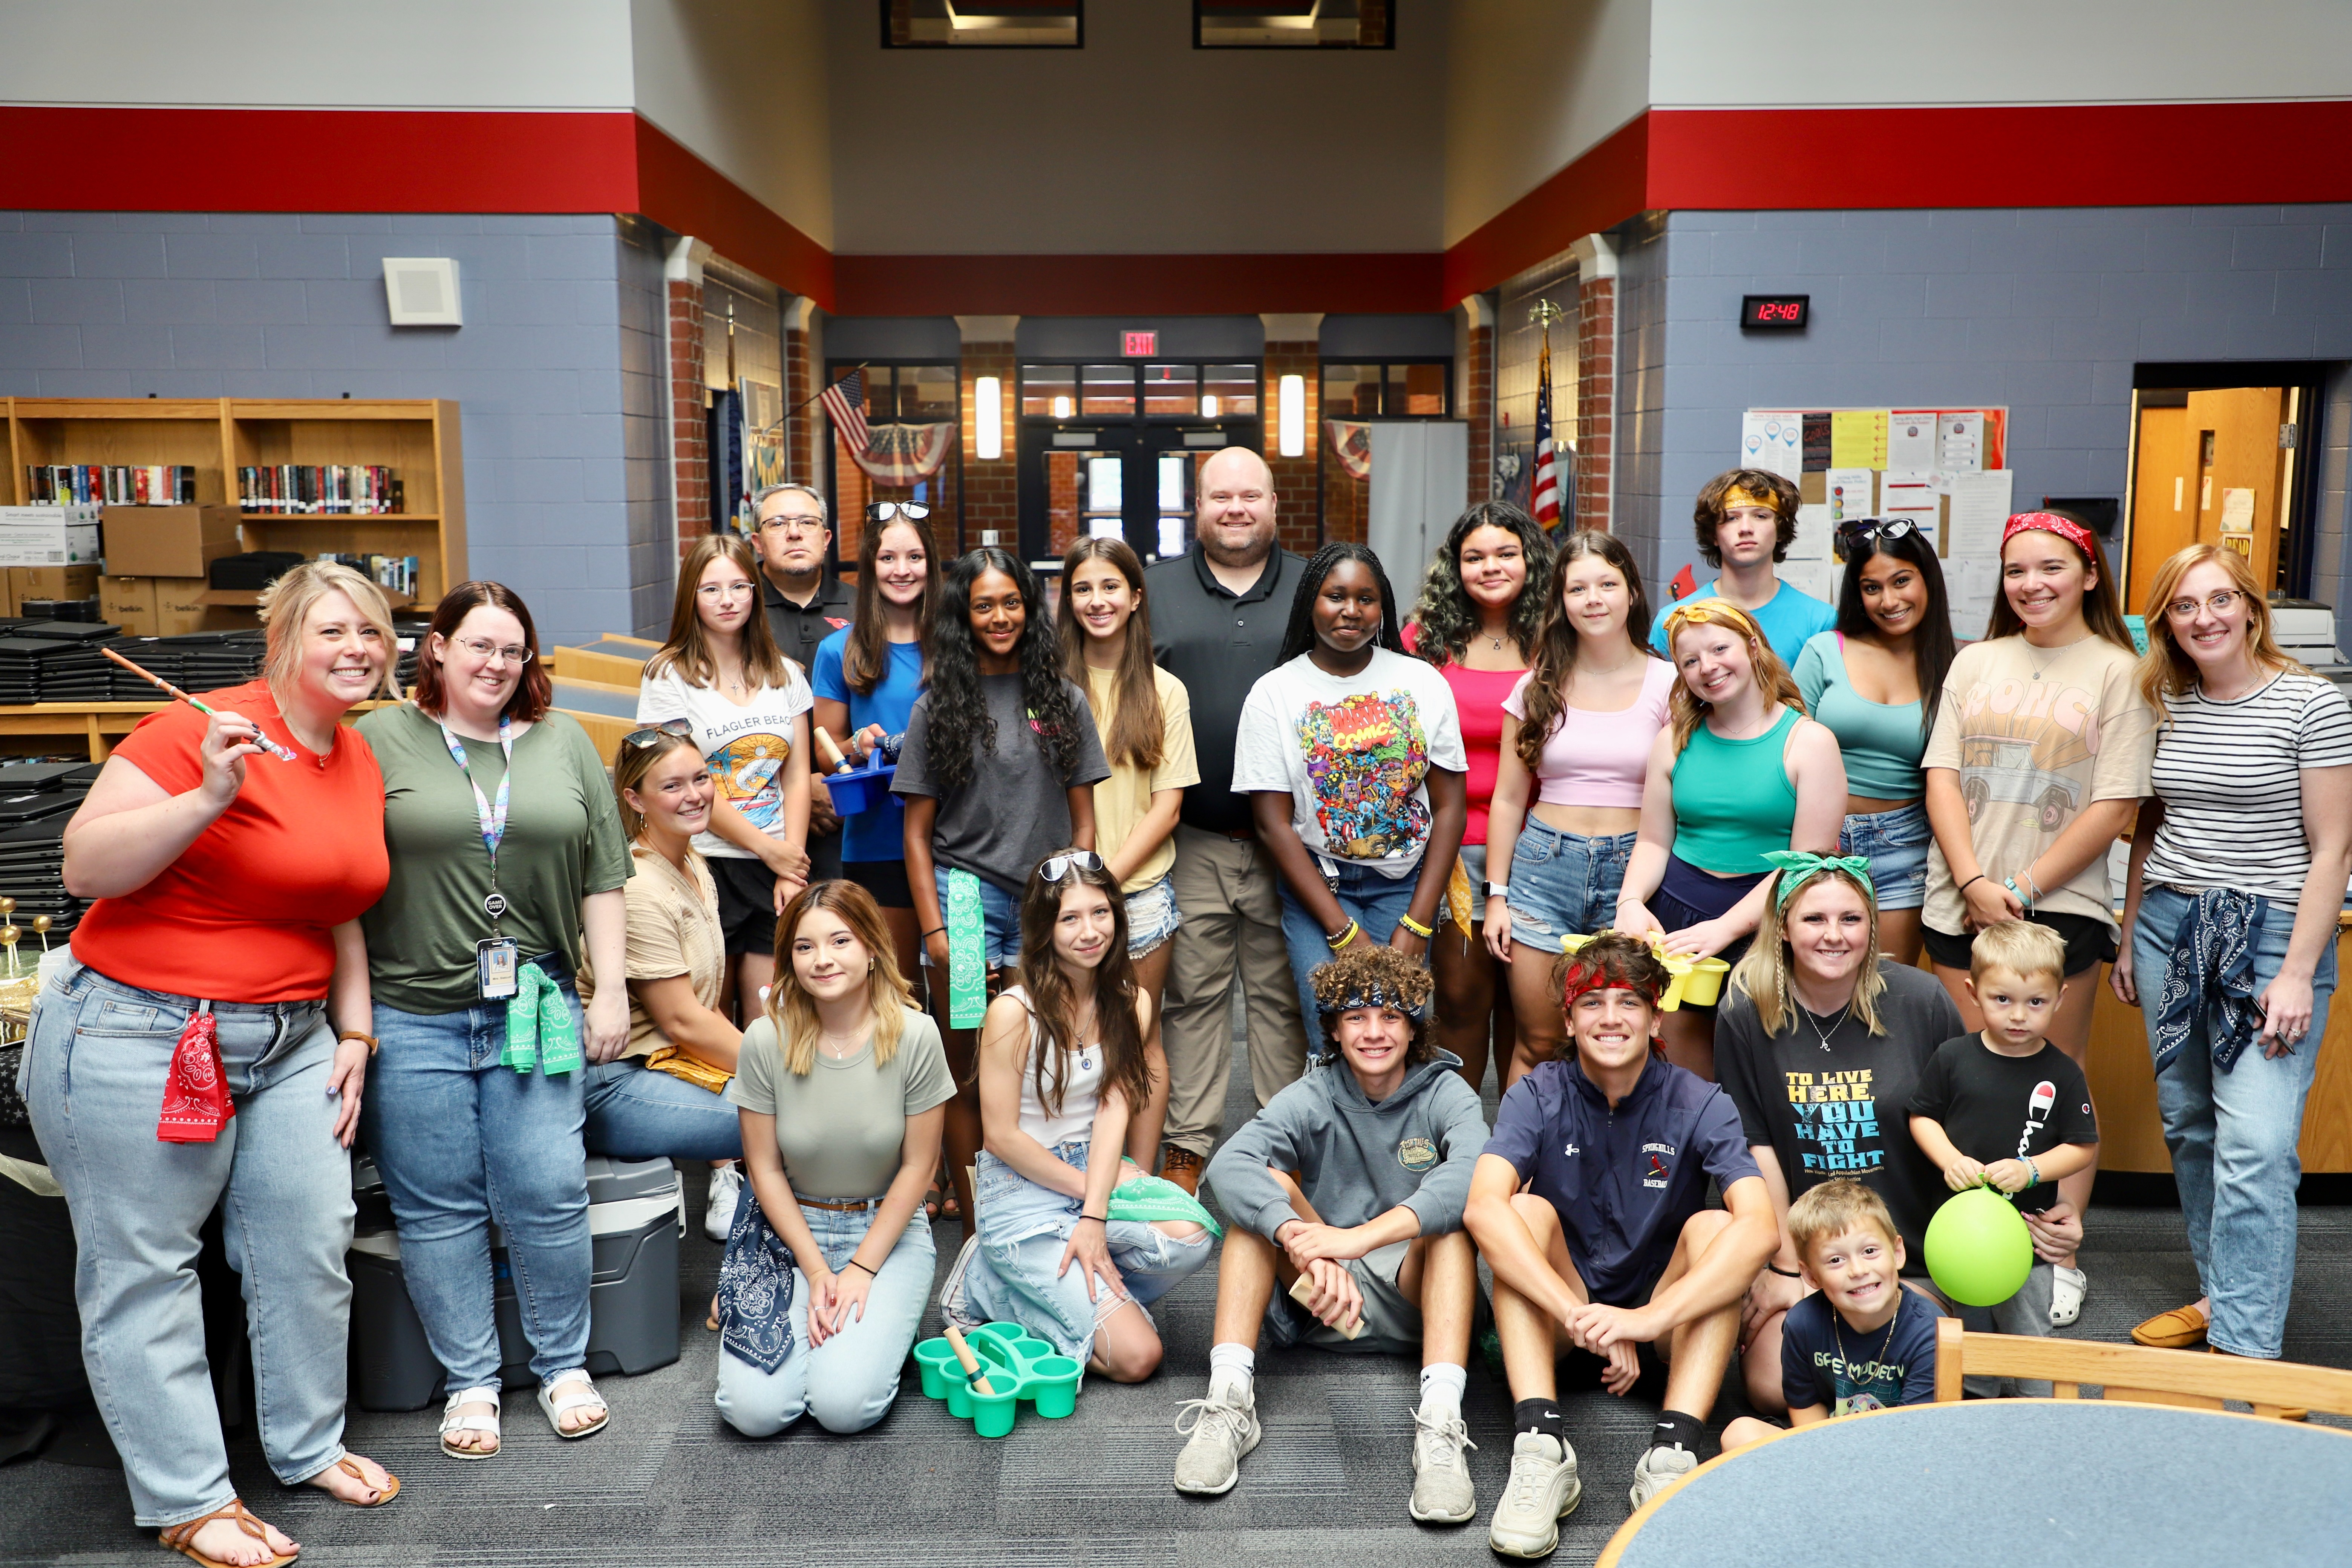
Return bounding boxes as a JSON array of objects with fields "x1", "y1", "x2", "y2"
[
  {"x1": 1309, "y1": 943, "x2": 1437, "y2": 1064},
  {"x1": 1013, "y1": 850, "x2": 1153, "y2": 1120},
  {"x1": 924, "y1": 548, "x2": 1083, "y2": 796},
  {"x1": 1277, "y1": 542, "x2": 1407, "y2": 665},
  {"x1": 1693, "y1": 468, "x2": 1801, "y2": 568},
  {"x1": 1513, "y1": 528, "x2": 1663, "y2": 771},
  {"x1": 1551, "y1": 929, "x2": 1674, "y2": 1012},
  {"x1": 1407, "y1": 502, "x2": 1555, "y2": 669}
]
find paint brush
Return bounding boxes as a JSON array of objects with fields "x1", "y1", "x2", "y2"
[{"x1": 101, "y1": 646, "x2": 298, "y2": 761}]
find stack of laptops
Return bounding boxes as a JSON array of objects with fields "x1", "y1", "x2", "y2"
[{"x1": 0, "y1": 762, "x2": 100, "y2": 937}]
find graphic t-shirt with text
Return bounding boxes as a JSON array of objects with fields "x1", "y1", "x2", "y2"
[
  {"x1": 1779, "y1": 1287, "x2": 1943, "y2": 1415},
  {"x1": 637, "y1": 659, "x2": 815, "y2": 860},
  {"x1": 1907, "y1": 1035, "x2": 2099, "y2": 1215}
]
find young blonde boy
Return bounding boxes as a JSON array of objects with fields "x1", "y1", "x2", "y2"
[
  {"x1": 1721, "y1": 1179, "x2": 1945, "y2": 1452},
  {"x1": 1906, "y1": 920, "x2": 2100, "y2": 1346}
]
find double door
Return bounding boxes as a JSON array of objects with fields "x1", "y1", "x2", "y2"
[{"x1": 1019, "y1": 421, "x2": 1256, "y2": 567}]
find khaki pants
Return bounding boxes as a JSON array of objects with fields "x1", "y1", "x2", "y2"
[{"x1": 1161, "y1": 822, "x2": 1307, "y2": 1159}]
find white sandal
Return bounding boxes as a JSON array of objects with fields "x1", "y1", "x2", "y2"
[
  {"x1": 536, "y1": 1368, "x2": 609, "y2": 1439},
  {"x1": 439, "y1": 1385, "x2": 502, "y2": 1459}
]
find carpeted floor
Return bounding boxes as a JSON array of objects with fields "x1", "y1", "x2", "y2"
[{"x1": 6, "y1": 1008, "x2": 2351, "y2": 1567}]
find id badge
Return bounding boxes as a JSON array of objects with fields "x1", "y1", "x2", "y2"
[{"x1": 476, "y1": 937, "x2": 521, "y2": 1001}]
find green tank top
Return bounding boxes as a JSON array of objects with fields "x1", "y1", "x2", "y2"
[{"x1": 1670, "y1": 706, "x2": 1801, "y2": 874}]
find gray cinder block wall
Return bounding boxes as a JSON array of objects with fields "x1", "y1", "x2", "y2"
[
  {"x1": 0, "y1": 210, "x2": 674, "y2": 647},
  {"x1": 1610, "y1": 202, "x2": 2352, "y2": 651}
]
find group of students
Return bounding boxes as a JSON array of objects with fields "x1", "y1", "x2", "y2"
[{"x1": 17, "y1": 447, "x2": 2348, "y2": 1566}]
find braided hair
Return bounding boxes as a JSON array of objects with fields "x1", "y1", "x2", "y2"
[{"x1": 1277, "y1": 542, "x2": 1407, "y2": 665}]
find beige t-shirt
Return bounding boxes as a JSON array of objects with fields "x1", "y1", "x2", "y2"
[
  {"x1": 578, "y1": 842, "x2": 727, "y2": 1061},
  {"x1": 727, "y1": 1008, "x2": 956, "y2": 1200},
  {"x1": 1921, "y1": 634, "x2": 2155, "y2": 937},
  {"x1": 1084, "y1": 663, "x2": 1200, "y2": 892}
]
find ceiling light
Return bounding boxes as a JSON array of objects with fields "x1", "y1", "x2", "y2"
[
  {"x1": 975, "y1": 376, "x2": 1002, "y2": 460},
  {"x1": 1278, "y1": 374, "x2": 1305, "y2": 457},
  {"x1": 1201, "y1": 395, "x2": 1219, "y2": 418}
]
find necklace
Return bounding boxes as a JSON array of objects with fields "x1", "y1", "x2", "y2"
[
  {"x1": 1794, "y1": 998, "x2": 1851, "y2": 1053},
  {"x1": 816, "y1": 1023, "x2": 866, "y2": 1059},
  {"x1": 1832, "y1": 1302, "x2": 1902, "y2": 1385},
  {"x1": 2020, "y1": 635, "x2": 2082, "y2": 681},
  {"x1": 1072, "y1": 999, "x2": 1098, "y2": 1072}
]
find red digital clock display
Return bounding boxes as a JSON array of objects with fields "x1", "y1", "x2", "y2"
[{"x1": 1741, "y1": 294, "x2": 1811, "y2": 329}]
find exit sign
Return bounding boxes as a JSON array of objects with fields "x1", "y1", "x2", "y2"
[{"x1": 1122, "y1": 330, "x2": 1157, "y2": 357}]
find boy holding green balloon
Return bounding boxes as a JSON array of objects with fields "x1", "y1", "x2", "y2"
[{"x1": 1906, "y1": 920, "x2": 2099, "y2": 1365}]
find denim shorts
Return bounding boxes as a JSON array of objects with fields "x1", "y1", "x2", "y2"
[
  {"x1": 1124, "y1": 871, "x2": 1181, "y2": 958},
  {"x1": 923, "y1": 866, "x2": 1022, "y2": 969},
  {"x1": 1502, "y1": 822, "x2": 1636, "y2": 949},
  {"x1": 1839, "y1": 799, "x2": 1930, "y2": 912}
]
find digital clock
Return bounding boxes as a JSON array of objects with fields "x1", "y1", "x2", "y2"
[{"x1": 1741, "y1": 294, "x2": 1810, "y2": 330}]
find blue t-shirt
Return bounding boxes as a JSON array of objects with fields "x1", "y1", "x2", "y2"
[
  {"x1": 1482, "y1": 1055, "x2": 1759, "y2": 1307},
  {"x1": 810, "y1": 631, "x2": 925, "y2": 864},
  {"x1": 1779, "y1": 1286, "x2": 1943, "y2": 1415},
  {"x1": 1650, "y1": 580, "x2": 1838, "y2": 670}
]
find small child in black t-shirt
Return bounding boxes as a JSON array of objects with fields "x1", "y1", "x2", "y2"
[
  {"x1": 1722, "y1": 1179, "x2": 1945, "y2": 1453},
  {"x1": 1907, "y1": 920, "x2": 2099, "y2": 1353}
]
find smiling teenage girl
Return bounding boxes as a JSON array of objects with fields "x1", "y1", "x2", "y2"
[{"x1": 1920, "y1": 512, "x2": 2155, "y2": 1326}]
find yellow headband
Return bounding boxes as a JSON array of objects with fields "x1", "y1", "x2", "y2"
[
  {"x1": 1720, "y1": 484, "x2": 1777, "y2": 513},
  {"x1": 1664, "y1": 600, "x2": 1761, "y2": 640}
]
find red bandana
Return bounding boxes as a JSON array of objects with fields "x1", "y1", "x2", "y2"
[
  {"x1": 1561, "y1": 959, "x2": 1663, "y2": 1012},
  {"x1": 2002, "y1": 511, "x2": 2096, "y2": 556},
  {"x1": 156, "y1": 1007, "x2": 233, "y2": 1144}
]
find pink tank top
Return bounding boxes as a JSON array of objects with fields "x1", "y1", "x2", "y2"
[{"x1": 1503, "y1": 658, "x2": 1676, "y2": 810}]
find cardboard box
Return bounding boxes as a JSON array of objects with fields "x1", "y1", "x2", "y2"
[
  {"x1": 102, "y1": 504, "x2": 242, "y2": 579},
  {"x1": 154, "y1": 578, "x2": 215, "y2": 638},
  {"x1": 0, "y1": 505, "x2": 102, "y2": 568},
  {"x1": 101, "y1": 576, "x2": 159, "y2": 635},
  {"x1": 12, "y1": 565, "x2": 100, "y2": 611}
]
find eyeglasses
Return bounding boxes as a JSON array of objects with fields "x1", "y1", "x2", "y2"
[
  {"x1": 450, "y1": 636, "x2": 534, "y2": 666},
  {"x1": 695, "y1": 581, "x2": 757, "y2": 601},
  {"x1": 1038, "y1": 850, "x2": 1104, "y2": 884},
  {"x1": 760, "y1": 514, "x2": 829, "y2": 537},
  {"x1": 622, "y1": 718, "x2": 695, "y2": 750},
  {"x1": 867, "y1": 502, "x2": 930, "y2": 523},
  {"x1": 1836, "y1": 518, "x2": 1921, "y2": 548},
  {"x1": 2164, "y1": 589, "x2": 2245, "y2": 621}
]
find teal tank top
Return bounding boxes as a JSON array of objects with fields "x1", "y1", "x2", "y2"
[{"x1": 1670, "y1": 706, "x2": 1801, "y2": 874}]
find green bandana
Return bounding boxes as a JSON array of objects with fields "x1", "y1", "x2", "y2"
[
  {"x1": 504, "y1": 961, "x2": 581, "y2": 1075},
  {"x1": 945, "y1": 867, "x2": 989, "y2": 1029},
  {"x1": 1764, "y1": 849, "x2": 1875, "y2": 909}
]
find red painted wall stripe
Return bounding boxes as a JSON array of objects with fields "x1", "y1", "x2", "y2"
[
  {"x1": 631, "y1": 118, "x2": 833, "y2": 308},
  {"x1": 832, "y1": 252, "x2": 1444, "y2": 316},
  {"x1": 1442, "y1": 114, "x2": 1649, "y2": 308}
]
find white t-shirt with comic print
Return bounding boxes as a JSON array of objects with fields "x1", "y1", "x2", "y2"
[
  {"x1": 636, "y1": 659, "x2": 814, "y2": 861},
  {"x1": 1231, "y1": 646, "x2": 1467, "y2": 880}
]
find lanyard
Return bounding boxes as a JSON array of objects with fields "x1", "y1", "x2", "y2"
[{"x1": 440, "y1": 715, "x2": 514, "y2": 928}]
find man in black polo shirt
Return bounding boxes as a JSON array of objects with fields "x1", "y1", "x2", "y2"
[
  {"x1": 752, "y1": 482, "x2": 855, "y2": 882},
  {"x1": 1144, "y1": 447, "x2": 1310, "y2": 1193}
]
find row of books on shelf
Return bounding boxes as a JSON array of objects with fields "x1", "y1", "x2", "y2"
[
  {"x1": 24, "y1": 465, "x2": 198, "y2": 506},
  {"x1": 238, "y1": 465, "x2": 405, "y2": 515},
  {"x1": 315, "y1": 552, "x2": 422, "y2": 596}
]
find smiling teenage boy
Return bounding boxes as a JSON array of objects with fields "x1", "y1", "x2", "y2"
[
  {"x1": 1174, "y1": 944, "x2": 1490, "y2": 1523},
  {"x1": 1466, "y1": 933, "x2": 1776, "y2": 1556},
  {"x1": 1649, "y1": 470, "x2": 1835, "y2": 668}
]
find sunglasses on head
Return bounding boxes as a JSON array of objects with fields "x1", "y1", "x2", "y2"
[
  {"x1": 867, "y1": 502, "x2": 931, "y2": 523},
  {"x1": 1039, "y1": 850, "x2": 1105, "y2": 884},
  {"x1": 1836, "y1": 518, "x2": 1922, "y2": 549},
  {"x1": 622, "y1": 718, "x2": 695, "y2": 750}
]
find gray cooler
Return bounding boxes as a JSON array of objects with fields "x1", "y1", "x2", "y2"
[{"x1": 348, "y1": 1154, "x2": 684, "y2": 1412}]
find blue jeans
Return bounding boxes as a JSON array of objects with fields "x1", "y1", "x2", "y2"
[
  {"x1": 1500, "y1": 822, "x2": 1635, "y2": 948},
  {"x1": 1277, "y1": 859, "x2": 1422, "y2": 1054},
  {"x1": 582, "y1": 1058, "x2": 743, "y2": 1162},
  {"x1": 1125, "y1": 871, "x2": 1182, "y2": 958},
  {"x1": 2132, "y1": 883, "x2": 2337, "y2": 1358},
  {"x1": 21, "y1": 955, "x2": 353, "y2": 1527},
  {"x1": 362, "y1": 977, "x2": 593, "y2": 1387},
  {"x1": 958, "y1": 1141, "x2": 1214, "y2": 1362},
  {"x1": 1839, "y1": 799, "x2": 1931, "y2": 912},
  {"x1": 714, "y1": 1198, "x2": 935, "y2": 1435},
  {"x1": 925, "y1": 865, "x2": 1022, "y2": 969}
]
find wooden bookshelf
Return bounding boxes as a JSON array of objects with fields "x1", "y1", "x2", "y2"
[{"x1": 3, "y1": 398, "x2": 467, "y2": 609}]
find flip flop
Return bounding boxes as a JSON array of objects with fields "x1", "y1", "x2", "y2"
[
  {"x1": 316, "y1": 1455, "x2": 400, "y2": 1506},
  {"x1": 158, "y1": 1498, "x2": 297, "y2": 1568}
]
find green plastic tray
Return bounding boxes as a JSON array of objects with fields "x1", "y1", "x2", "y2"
[{"x1": 911, "y1": 1322, "x2": 1084, "y2": 1436}]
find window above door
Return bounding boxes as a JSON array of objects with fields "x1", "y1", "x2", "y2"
[{"x1": 883, "y1": 1, "x2": 1082, "y2": 48}]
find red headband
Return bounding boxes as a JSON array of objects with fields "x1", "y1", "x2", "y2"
[
  {"x1": 1562, "y1": 958, "x2": 1662, "y2": 1011},
  {"x1": 2002, "y1": 511, "x2": 2096, "y2": 557}
]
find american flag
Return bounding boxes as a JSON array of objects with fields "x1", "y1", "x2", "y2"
[
  {"x1": 1530, "y1": 334, "x2": 1561, "y2": 530},
  {"x1": 820, "y1": 368, "x2": 870, "y2": 454}
]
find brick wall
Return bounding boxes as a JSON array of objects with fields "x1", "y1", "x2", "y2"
[
  {"x1": 959, "y1": 341, "x2": 1015, "y2": 558},
  {"x1": 1263, "y1": 338, "x2": 1322, "y2": 556},
  {"x1": 1463, "y1": 312, "x2": 1494, "y2": 510},
  {"x1": 668, "y1": 275, "x2": 709, "y2": 556},
  {"x1": 1574, "y1": 271, "x2": 1614, "y2": 530}
]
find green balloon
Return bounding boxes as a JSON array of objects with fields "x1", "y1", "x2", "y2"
[{"x1": 1923, "y1": 1185, "x2": 2035, "y2": 1307}]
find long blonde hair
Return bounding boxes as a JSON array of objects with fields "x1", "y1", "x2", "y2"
[
  {"x1": 2137, "y1": 543, "x2": 2302, "y2": 721},
  {"x1": 647, "y1": 534, "x2": 795, "y2": 692},
  {"x1": 1729, "y1": 867, "x2": 1888, "y2": 1038},
  {"x1": 1662, "y1": 600, "x2": 1806, "y2": 755},
  {"x1": 257, "y1": 560, "x2": 400, "y2": 701},
  {"x1": 766, "y1": 880, "x2": 914, "y2": 1076}
]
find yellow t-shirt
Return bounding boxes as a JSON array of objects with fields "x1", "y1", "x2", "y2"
[
  {"x1": 579, "y1": 842, "x2": 729, "y2": 1061},
  {"x1": 1084, "y1": 663, "x2": 1200, "y2": 892}
]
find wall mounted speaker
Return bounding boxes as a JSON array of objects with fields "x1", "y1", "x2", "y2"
[{"x1": 383, "y1": 258, "x2": 462, "y2": 326}]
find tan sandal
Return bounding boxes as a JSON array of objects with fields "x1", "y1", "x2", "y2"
[
  {"x1": 2131, "y1": 1302, "x2": 2209, "y2": 1349},
  {"x1": 158, "y1": 1499, "x2": 297, "y2": 1568},
  {"x1": 315, "y1": 1455, "x2": 400, "y2": 1507}
]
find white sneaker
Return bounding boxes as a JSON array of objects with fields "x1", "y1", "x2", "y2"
[
  {"x1": 1408, "y1": 1409, "x2": 1478, "y2": 1523},
  {"x1": 1172, "y1": 1383, "x2": 1262, "y2": 1495},
  {"x1": 1628, "y1": 1442, "x2": 1698, "y2": 1509},
  {"x1": 704, "y1": 1165, "x2": 743, "y2": 1244},
  {"x1": 2051, "y1": 1265, "x2": 2087, "y2": 1327},
  {"x1": 1487, "y1": 1430, "x2": 1580, "y2": 1557}
]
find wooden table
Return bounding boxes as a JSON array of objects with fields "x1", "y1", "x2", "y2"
[{"x1": 1599, "y1": 1400, "x2": 2351, "y2": 1567}]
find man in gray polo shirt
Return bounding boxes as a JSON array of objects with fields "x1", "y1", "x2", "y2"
[{"x1": 1145, "y1": 447, "x2": 1310, "y2": 1192}]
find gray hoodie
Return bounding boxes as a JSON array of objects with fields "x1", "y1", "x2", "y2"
[{"x1": 1206, "y1": 1049, "x2": 1491, "y2": 1241}]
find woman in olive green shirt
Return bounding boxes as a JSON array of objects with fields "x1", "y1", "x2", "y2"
[{"x1": 717, "y1": 879, "x2": 953, "y2": 1435}]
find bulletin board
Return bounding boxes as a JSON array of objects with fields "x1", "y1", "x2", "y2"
[{"x1": 1740, "y1": 407, "x2": 2011, "y2": 638}]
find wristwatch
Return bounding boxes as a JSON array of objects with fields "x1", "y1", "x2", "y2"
[{"x1": 1483, "y1": 880, "x2": 1510, "y2": 900}]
